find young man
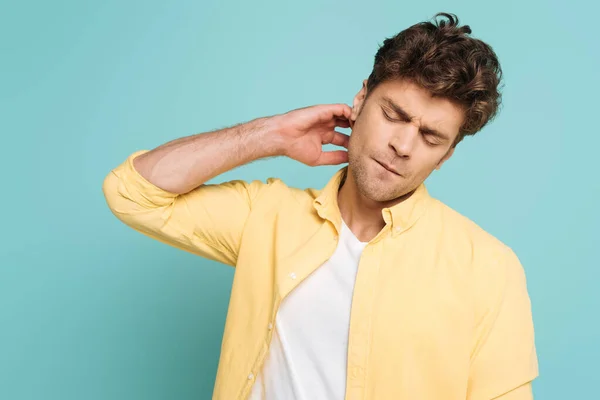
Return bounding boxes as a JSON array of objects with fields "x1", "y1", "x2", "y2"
[{"x1": 102, "y1": 12, "x2": 538, "y2": 400}]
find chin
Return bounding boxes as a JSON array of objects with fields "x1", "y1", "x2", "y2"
[
  {"x1": 355, "y1": 177, "x2": 400, "y2": 202},
  {"x1": 348, "y1": 156, "x2": 411, "y2": 201}
]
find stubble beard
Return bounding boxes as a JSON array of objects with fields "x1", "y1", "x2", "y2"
[{"x1": 348, "y1": 153, "x2": 404, "y2": 203}]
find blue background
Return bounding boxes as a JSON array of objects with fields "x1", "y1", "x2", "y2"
[{"x1": 1, "y1": 1, "x2": 598, "y2": 398}]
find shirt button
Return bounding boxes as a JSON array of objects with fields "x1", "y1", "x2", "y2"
[
  {"x1": 289, "y1": 272, "x2": 297, "y2": 280},
  {"x1": 268, "y1": 322, "x2": 273, "y2": 330},
  {"x1": 248, "y1": 373, "x2": 254, "y2": 380},
  {"x1": 333, "y1": 235, "x2": 338, "y2": 241},
  {"x1": 394, "y1": 226, "x2": 402, "y2": 233}
]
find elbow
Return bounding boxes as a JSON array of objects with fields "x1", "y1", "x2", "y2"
[
  {"x1": 102, "y1": 170, "x2": 126, "y2": 219},
  {"x1": 101, "y1": 166, "x2": 175, "y2": 230},
  {"x1": 101, "y1": 169, "x2": 147, "y2": 230}
]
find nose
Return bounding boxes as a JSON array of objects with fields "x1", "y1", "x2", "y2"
[{"x1": 389, "y1": 125, "x2": 418, "y2": 158}]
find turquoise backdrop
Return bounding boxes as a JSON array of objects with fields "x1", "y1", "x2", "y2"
[{"x1": 1, "y1": 1, "x2": 598, "y2": 399}]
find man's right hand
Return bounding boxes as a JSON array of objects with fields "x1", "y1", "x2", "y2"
[{"x1": 270, "y1": 103, "x2": 353, "y2": 167}]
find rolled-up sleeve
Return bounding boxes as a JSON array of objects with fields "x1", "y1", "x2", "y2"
[{"x1": 102, "y1": 149, "x2": 271, "y2": 266}]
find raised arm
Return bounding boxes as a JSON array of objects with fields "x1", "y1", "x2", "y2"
[{"x1": 102, "y1": 104, "x2": 352, "y2": 265}]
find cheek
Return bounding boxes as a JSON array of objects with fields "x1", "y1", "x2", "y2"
[
  {"x1": 412, "y1": 153, "x2": 446, "y2": 174},
  {"x1": 347, "y1": 133, "x2": 359, "y2": 152},
  {"x1": 348, "y1": 128, "x2": 369, "y2": 151}
]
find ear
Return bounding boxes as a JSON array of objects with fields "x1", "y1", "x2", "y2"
[
  {"x1": 350, "y1": 79, "x2": 369, "y2": 128},
  {"x1": 435, "y1": 146, "x2": 455, "y2": 170}
]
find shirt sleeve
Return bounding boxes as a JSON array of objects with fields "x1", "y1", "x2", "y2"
[
  {"x1": 102, "y1": 149, "x2": 273, "y2": 266},
  {"x1": 467, "y1": 246, "x2": 539, "y2": 400},
  {"x1": 491, "y1": 382, "x2": 533, "y2": 399}
]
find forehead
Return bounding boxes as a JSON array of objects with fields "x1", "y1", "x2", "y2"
[{"x1": 370, "y1": 79, "x2": 465, "y2": 136}]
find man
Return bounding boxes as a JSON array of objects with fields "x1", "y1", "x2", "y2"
[{"x1": 102, "y1": 12, "x2": 538, "y2": 400}]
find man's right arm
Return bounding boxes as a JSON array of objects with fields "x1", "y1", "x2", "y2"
[
  {"x1": 102, "y1": 117, "x2": 285, "y2": 266},
  {"x1": 102, "y1": 104, "x2": 352, "y2": 265}
]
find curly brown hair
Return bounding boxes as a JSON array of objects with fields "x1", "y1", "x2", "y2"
[{"x1": 365, "y1": 12, "x2": 503, "y2": 146}]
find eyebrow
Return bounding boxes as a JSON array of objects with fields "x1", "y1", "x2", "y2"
[{"x1": 380, "y1": 96, "x2": 451, "y2": 141}]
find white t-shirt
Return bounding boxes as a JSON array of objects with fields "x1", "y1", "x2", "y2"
[{"x1": 249, "y1": 219, "x2": 368, "y2": 400}]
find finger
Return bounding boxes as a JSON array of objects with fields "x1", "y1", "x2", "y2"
[
  {"x1": 333, "y1": 117, "x2": 351, "y2": 128},
  {"x1": 330, "y1": 131, "x2": 350, "y2": 148},
  {"x1": 338, "y1": 104, "x2": 353, "y2": 121},
  {"x1": 316, "y1": 150, "x2": 349, "y2": 166},
  {"x1": 324, "y1": 103, "x2": 352, "y2": 122}
]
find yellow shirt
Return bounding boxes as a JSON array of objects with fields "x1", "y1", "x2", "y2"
[{"x1": 102, "y1": 150, "x2": 539, "y2": 400}]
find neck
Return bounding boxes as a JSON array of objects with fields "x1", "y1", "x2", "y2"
[{"x1": 336, "y1": 167, "x2": 414, "y2": 242}]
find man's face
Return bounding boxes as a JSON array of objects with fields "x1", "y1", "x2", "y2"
[{"x1": 347, "y1": 78, "x2": 465, "y2": 202}]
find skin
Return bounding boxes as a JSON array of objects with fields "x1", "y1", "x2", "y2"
[{"x1": 338, "y1": 78, "x2": 466, "y2": 242}]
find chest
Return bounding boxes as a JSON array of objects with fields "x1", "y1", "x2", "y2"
[{"x1": 270, "y1": 218, "x2": 474, "y2": 345}]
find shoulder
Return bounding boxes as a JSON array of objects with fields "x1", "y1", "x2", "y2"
[
  {"x1": 426, "y1": 201, "x2": 532, "y2": 330},
  {"x1": 426, "y1": 197, "x2": 526, "y2": 288},
  {"x1": 427, "y1": 197, "x2": 515, "y2": 258},
  {"x1": 257, "y1": 175, "x2": 329, "y2": 205},
  {"x1": 230, "y1": 175, "x2": 322, "y2": 213}
]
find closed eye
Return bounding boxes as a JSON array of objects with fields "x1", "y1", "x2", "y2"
[
  {"x1": 382, "y1": 110, "x2": 409, "y2": 123},
  {"x1": 423, "y1": 135, "x2": 441, "y2": 146},
  {"x1": 383, "y1": 110, "x2": 441, "y2": 146}
]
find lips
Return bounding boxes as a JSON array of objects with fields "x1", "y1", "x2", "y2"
[{"x1": 375, "y1": 159, "x2": 401, "y2": 176}]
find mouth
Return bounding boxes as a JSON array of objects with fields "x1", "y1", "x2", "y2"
[{"x1": 374, "y1": 159, "x2": 402, "y2": 176}]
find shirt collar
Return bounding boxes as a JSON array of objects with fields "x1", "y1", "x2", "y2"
[{"x1": 312, "y1": 166, "x2": 432, "y2": 236}]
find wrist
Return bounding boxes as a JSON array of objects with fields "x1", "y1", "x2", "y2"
[{"x1": 251, "y1": 115, "x2": 289, "y2": 158}]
